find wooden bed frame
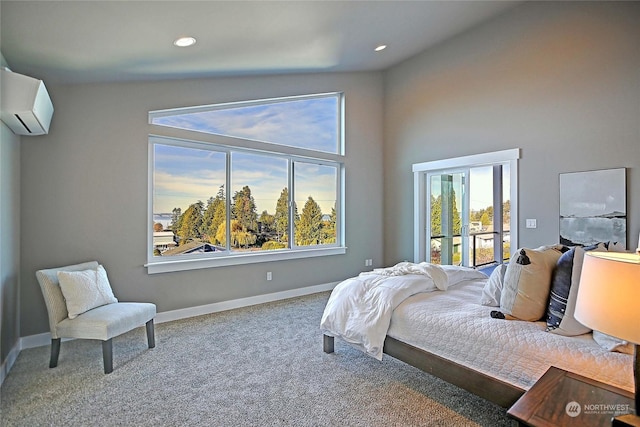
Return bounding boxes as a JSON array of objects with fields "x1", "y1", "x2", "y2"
[{"x1": 323, "y1": 334, "x2": 525, "y2": 408}]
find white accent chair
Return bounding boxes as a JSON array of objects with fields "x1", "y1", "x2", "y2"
[{"x1": 36, "y1": 261, "x2": 156, "y2": 374}]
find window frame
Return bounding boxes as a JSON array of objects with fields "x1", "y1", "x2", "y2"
[
  {"x1": 412, "y1": 149, "x2": 520, "y2": 266},
  {"x1": 146, "y1": 93, "x2": 346, "y2": 274}
]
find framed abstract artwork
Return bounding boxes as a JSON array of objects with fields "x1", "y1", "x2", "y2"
[{"x1": 559, "y1": 168, "x2": 626, "y2": 247}]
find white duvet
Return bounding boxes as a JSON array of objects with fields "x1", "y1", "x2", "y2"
[{"x1": 320, "y1": 262, "x2": 486, "y2": 360}]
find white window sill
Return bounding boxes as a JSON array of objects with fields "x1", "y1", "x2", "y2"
[{"x1": 145, "y1": 246, "x2": 347, "y2": 274}]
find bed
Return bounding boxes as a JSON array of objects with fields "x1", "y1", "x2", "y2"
[{"x1": 321, "y1": 251, "x2": 634, "y2": 408}]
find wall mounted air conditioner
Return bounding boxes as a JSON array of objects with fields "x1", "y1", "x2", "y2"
[{"x1": 1, "y1": 68, "x2": 54, "y2": 136}]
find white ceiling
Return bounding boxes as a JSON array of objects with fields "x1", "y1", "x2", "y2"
[{"x1": 1, "y1": 1, "x2": 518, "y2": 85}]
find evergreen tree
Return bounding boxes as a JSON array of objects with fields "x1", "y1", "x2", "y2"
[
  {"x1": 204, "y1": 186, "x2": 226, "y2": 244},
  {"x1": 451, "y1": 190, "x2": 462, "y2": 235},
  {"x1": 430, "y1": 195, "x2": 441, "y2": 235},
  {"x1": 232, "y1": 186, "x2": 258, "y2": 233},
  {"x1": 295, "y1": 196, "x2": 323, "y2": 246},
  {"x1": 202, "y1": 196, "x2": 216, "y2": 237},
  {"x1": 259, "y1": 210, "x2": 275, "y2": 233},
  {"x1": 170, "y1": 207, "x2": 182, "y2": 232},
  {"x1": 274, "y1": 188, "x2": 289, "y2": 243},
  {"x1": 177, "y1": 201, "x2": 204, "y2": 245},
  {"x1": 430, "y1": 192, "x2": 462, "y2": 236}
]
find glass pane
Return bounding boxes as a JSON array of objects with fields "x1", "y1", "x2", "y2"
[
  {"x1": 152, "y1": 144, "x2": 226, "y2": 256},
  {"x1": 151, "y1": 95, "x2": 340, "y2": 154},
  {"x1": 430, "y1": 173, "x2": 464, "y2": 265},
  {"x1": 230, "y1": 152, "x2": 288, "y2": 252},
  {"x1": 502, "y1": 163, "x2": 511, "y2": 262},
  {"x1": 293, "y1": 162, "x2": 338, "y2": 246},
  {"x1": 469, "y1": 166, "x2": 494, "y2": 267}
]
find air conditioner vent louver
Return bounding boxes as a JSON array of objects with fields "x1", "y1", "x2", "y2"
[{"x1": 1, "y1": 69, "x2": 54, "y2": 136}]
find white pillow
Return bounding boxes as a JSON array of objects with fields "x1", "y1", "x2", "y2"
[
  {"x1": 58, "y1": 265, "x2": 118, "y2": 319},
  {"x1": 592, "y1": 331, "x2": 634, "y2": 355},
  {"x1": 481, "y1": 264, "x2": 506, "y2": 307},
  {"x1": 440, "y1": 264, "x2": 490, "y2": 287}
]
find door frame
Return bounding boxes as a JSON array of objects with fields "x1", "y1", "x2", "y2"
[{"x1": 413, "y1": 149, "x2": 520, "y2": 265}]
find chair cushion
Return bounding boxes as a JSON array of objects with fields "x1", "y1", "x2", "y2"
[
  {"x1": 58, "y1": 265, "x2": 118, "y2": 319},
  {"x1": 56, "y1": 302, "x2": 156, "y2": 341}
]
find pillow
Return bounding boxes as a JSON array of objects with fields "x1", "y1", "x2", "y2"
[
  {"x1": 545, "y1": 247, "x2": 576, "y2": 331},
  {"x1": 440, "y1": 264, "x2": 489, "y2": 287},
  {"x1": 592, "y1": 331, "x2": 634, "y2": 355},
  {"x1": 480, "y1": 263, "x2": 506, "y2": 307},
  {"x1": 603, "y1": 241, "x2": 626, "y2": 252},
  {"x1": 497, "y1": 245, "x2": 565, "y2": 321},
  {"x1": 547, "y1": 244, "x2": 604, "y2": 336},
  {"x1": 58, "y1": 265, "x2": 118, "y2": 319}
]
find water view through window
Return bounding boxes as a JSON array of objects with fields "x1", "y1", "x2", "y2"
[{"x1": 149, "y1": 93, "x2": 343, "y2": 262}]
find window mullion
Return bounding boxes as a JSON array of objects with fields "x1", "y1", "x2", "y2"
[
  {"x1": 289, "y1": 159, "x2": 295, "y2": 250},
  {"x1": 225, "y1": 151, "x2": 232, "y2": 252}
]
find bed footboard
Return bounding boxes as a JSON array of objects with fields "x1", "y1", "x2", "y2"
[
  {"x1": 383, "y1": 336, "x2": 524, "y2": 408},
  {"x1": 323, "y1": 333, "x2": 525, "y2": 408}
]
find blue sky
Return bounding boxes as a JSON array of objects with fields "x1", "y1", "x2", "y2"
[
  {"x1": 152, "y1": 95, "x2": 339, "y2": 215},
  {"x1": 152, "y1": 96, "x2": 339, "y2": 153}
]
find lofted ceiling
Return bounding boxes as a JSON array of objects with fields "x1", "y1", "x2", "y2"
[{"x1": 1, "y1": 1, "x2": 518, "y2": 85}]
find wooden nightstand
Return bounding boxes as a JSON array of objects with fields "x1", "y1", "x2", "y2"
[{"x1": 508, "y1": 366, "x2": 636, "y2": 427}]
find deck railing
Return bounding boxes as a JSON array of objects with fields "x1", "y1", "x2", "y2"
[{"x1": 430, "y1": 230, "x2": 510, "y2": 267}]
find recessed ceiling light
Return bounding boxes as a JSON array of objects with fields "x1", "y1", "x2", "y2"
[
  {"x1": 374, "y1": 45, "x2": 387, "y2": 52},
  {"x1": 174, "y1": 37, "x2": 197, "y2": 47}
]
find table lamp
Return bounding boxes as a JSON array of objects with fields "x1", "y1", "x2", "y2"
[{"x1": 575, "y1": 251, "x2": 640, "y2": 426}]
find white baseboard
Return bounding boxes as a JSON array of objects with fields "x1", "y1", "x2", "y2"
[
  {"x1": 0, "y1": 342, "x2": 20, "y2": 385},
  {"x1": 18, "y1": 281, "x2": 338, "y2": 351},
  {"x1": 155, "y1": 281, "x2": 337, "y2": 324}
]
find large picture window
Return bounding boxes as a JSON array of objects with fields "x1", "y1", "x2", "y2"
[{"x1": 147, "y1": 93, "x2": 345, "y2": 273}]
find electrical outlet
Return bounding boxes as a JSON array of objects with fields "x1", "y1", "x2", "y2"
[
  {"x1": 364, "y1": 259, "x2": 373, "y2": 267},
  {"x1": 526, "y1": 219, "x2": 537, "y2": 229},
  {"x1": 266, "y1": 272, "x2": 272, "y2": 281}
]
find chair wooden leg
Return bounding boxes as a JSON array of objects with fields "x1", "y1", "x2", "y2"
[
  {"x1": 50, "y1": 338, "x2": 61, "y2": 368},
  {"x1": 102, "y1": 339, "x2": 113, "y2": 374},
  {"x1": 146, "y1": 319, "x2": 155, "y2": 348},
  {"x1": 323, "y1": 334, "x2": 335, "y2": 354}
]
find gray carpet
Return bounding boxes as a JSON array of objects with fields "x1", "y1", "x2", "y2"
[{"x1": 1, "y1": 292, "x2": 513, "y2": 426}]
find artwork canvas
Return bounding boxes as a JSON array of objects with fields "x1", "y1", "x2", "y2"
[{"x1": 559, "y1": 168, "x2": 626, "y2": 247}]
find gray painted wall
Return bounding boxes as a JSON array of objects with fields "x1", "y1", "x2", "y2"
[
  {"x1": 1, "y1": 121, "x2": 20, "y2": 364},
  {"x1": 1, "y1": 50, "x2": 21, "y2": 369},
  {"x1": 19, "y1": 72, "x2": 384, "y2": 336},
  {"x1": 383, "y1": 1, "x2": 640, "y2": 265}
]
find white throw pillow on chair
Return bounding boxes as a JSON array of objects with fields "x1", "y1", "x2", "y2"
[{"x1": 58, "y1": 265, "x2": 118, "y2": 319}]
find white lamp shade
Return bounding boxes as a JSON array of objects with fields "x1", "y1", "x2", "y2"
[{"x1": 574, "y1": 251, "x2": 640, "y2": 344}]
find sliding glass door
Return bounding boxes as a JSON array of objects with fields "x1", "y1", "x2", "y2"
[
  {"x1": 413, "y1": 149, "x2": 519, "y2": 268},
  {"x1": 428, "y1": 171, "x2": 468, "y2": 266}
]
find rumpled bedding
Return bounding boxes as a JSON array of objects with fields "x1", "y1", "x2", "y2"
[{"x1": 320, "y1": 262, "x2": 487, "y2": 360}]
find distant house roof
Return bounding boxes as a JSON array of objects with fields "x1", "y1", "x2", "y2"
[
  {"x1": 153, "y1": 231, "x2": 177, "y2": 247},
  {"x1": 160, "y1": 241, "x2": 224, "y2": 256}
]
